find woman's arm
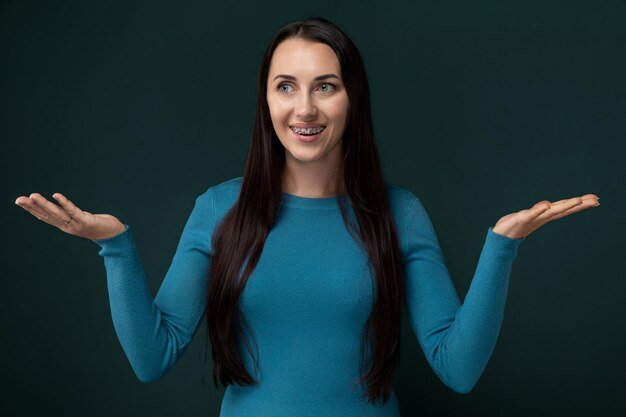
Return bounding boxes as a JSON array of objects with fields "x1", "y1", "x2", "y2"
[
  {"x1": 93, "y1": 188, "x2": 216, "y2": 382},
  {"x1": 402, "y1": 195, "x2": 524, "y2": 394}
]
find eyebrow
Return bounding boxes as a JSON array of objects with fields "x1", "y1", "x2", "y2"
[{"x1": 272, "y1": 73, "x2": 341, "y2": 82}]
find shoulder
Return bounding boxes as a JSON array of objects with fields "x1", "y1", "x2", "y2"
[
  {"x1": 207, "y1": 176, "x2": 243, "y2": 197},
  {"x1": 384, "y1": 181, "x2": 421, "y2": 215},
  {"x1": 383, "y1": 182, "x2": 439, "y2": 253},
  {"x1": 383, "y1": 181, "x2": 435, "y2": 240},
  {"x1": 194, "y1": 176, "x2": 243, "y2": 219}
]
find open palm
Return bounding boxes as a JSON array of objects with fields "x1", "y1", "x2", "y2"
[
  {"x1": 15, "y1": 193, "x2": 126, "y2": 241},
  {"x1": 492, "y1": 194, "x2": 600, "y2": 239}
]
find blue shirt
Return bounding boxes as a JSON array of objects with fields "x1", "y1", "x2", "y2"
[{"x1": 93, "y1": 176, "x2": 524, "y2": 416}]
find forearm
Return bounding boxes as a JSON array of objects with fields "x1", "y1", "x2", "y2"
[
  {"x1": 95, "y1": 225, "x2": 181, "y2": 382},
  {"x1": 93, "y1": 190, "x2": 214, "y2": 383},
  {"x1": 430, "y1": 227, "x2": 522, "y2": 392}
]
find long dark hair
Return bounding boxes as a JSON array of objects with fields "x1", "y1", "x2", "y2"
[{"x1": 205, "y1": 17, "x2": 404, "y2": 405}]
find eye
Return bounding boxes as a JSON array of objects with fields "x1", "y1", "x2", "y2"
[
  {"x1": 319, "y1": 83, "x2": 336, "y2": 93},
  {"x1": 277, "y1": 83, "x2": 294, "y2": 93}
]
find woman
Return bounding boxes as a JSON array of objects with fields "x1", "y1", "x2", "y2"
[{"x1": 14, "y1": 17, "x2": 599, "y2": 416}]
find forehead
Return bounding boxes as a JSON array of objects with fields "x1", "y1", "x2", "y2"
[{"x1": 268, "y1": 38, "x2": 341, "y2": 79}]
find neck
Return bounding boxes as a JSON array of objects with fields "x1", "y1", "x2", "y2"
[{"x1": 282, "y1": 158, "x2": 342, "y2": 198}]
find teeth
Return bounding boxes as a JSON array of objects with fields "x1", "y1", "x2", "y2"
[{"x1": 290, "y1": 126, "x2": 325, "y2": 135}]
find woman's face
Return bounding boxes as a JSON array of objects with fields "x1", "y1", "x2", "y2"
[{"x1": 266, "y1": 38, "x2": 350, "y2": 167}]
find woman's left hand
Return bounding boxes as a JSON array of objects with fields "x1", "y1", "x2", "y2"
[{"x1": 492, "y1": 194, "x2": 600, "y2": 239}]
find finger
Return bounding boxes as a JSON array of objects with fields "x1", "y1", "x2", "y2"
[
  {"x1": 580, "y1": 194, "x2": 600, "y2": 205},
  {"x1": 533, "y1": 196, "x2": 596, "y2": 224},
  {"x1": 546, "y1": 195, "x2": 599, "y2": 215},
  {"x1": 17, "y1": 200, "x2": 59, "y2": 227},
  {"x1": 543, "y1": 197, "x2": 598, "y2": 222},
  {"x1": 17, "y1": 197, "x2": 49, "y2": 219},
  {"x1": 526, "y1": 200, "x2": 552, "y2": 221},
  {"x1": 51, "y1": 193, "x2": 84, "y2": 224},
  {"x1": 580, "y1": 193, "x2": 600, "y2": 201},
  {"x1": 542, "y1": 195, "x2": 598, "y2": 208},
  {"x1": 531, "y1": 199, "x2": 575, "y2": 223},
  {"x1": 552, "y1": 196, "x2": 584, "y2": 211},
  {"x1": 29, "y1": 193, "x2": 73, "y2": 225},
  {"x1": 513, "y1": 202, "x2": 549, "y2": 233}
]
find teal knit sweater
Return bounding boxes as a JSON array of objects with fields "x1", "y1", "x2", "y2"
[{"x1": 93, "y1": 176, "x2": 524, "y2": 416}]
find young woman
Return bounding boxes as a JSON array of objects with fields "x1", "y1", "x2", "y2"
[{"x1": 14, "y1": 17, "x2": 599, "y2": 417}]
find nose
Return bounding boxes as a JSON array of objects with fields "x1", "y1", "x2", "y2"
[{"x1": 294, "y1": 92, "x2": 317, "y2": 118}]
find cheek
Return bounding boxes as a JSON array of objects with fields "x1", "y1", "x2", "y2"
[
  {"x1": 268, "y1": 99, "x2": 288, "y2": 120},
  {"x1": 266, "y1": 103, "x2": 281, "y2": 126},
  {"x1": 330, "y1": 96, "x2": 350, "y2": 120}
]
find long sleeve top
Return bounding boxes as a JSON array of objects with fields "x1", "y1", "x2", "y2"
[{"x1": 93, "y1": 176, "x2": 525, "y2": 417}]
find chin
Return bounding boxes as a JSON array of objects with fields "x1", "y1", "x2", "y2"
[{"x1": 285, "y1": 148, "x2": 326, "y2": 163}]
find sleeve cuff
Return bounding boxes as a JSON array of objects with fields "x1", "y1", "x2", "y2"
[
  {"x1": 92, "y1": 224, "x2": 132, "y2": 252},
  {"x1": 486, "y1": 226, "x2": 525, "y2": 258}
]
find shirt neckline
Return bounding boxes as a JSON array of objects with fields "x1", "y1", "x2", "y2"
[{"x1": 280, "y1": 192, "x2": 349, "y2": 209}]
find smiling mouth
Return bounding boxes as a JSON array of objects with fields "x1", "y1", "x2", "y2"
[{"x1": 289, "y1": 125, "x2": 327, "y2": 136}]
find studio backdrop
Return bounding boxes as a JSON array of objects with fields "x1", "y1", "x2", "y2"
[{"x1": 2, "y1": 1, "x2": 624, "y2": 416}]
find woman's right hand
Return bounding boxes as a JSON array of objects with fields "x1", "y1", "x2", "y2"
[{"x1": 15, "y1": 193, "x2": 126, "y2": 241}]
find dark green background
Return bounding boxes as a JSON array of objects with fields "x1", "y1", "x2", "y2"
[{"x1": 2, "y1": 0, "x2": 624, "y2": 416}]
